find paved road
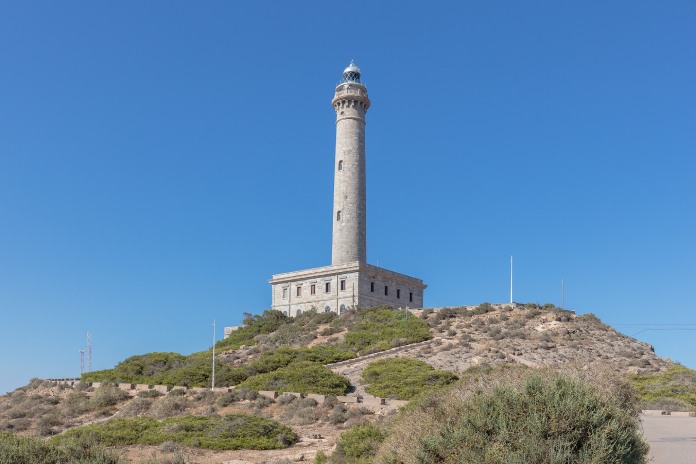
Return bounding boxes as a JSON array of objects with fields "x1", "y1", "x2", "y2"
[{"x1": 641, "y1": 414, "x2": 696, "y2": 463}]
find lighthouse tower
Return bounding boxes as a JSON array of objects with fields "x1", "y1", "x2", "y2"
[
  {"x1": 268, "y1": 62, "x2": 426, "y2": 317},
  {"x1": 332, "y1": 61, "x2": 369, "y2": 265}
]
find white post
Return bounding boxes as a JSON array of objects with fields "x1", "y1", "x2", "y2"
[
  {"x1": 510, "y1": 256, "x2": 513, "y2": 304},
  {"x1": 211, "y1": 319, "x2": 216, "y2": 390}
]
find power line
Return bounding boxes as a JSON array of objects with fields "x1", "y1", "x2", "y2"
[{"x1": 613, "y1": 323, "x2": 696, "y2": 326}]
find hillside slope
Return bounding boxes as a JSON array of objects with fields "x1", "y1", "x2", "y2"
[{"x1": 0, "y1": 303, "x2": 684, "y2": 464}]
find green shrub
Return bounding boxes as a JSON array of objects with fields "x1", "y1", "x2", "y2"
[
  {"x1": 53, "y1": 414, "x2": 298, "y2": 451},
  {"x1": 238, "y1": 361, "x2": 350, "y2": 395},
  {"x1": 362, "y1": 358, "x2": 458, "y2": 400},
  {"x1": 342, "y1": 307, "x2": 431, "y2": 354},
  {"x1": 89, "y1": 384, "x2": 130, "y2": 409},
  {"x1": 227, "y1": 346, "x2": 356, "y2": 385},
  {"x1": 138, "y1": 389, "x2": 163, "y2": 398},
  {"x1": 376, "y1": 370, "x2": 649, "y2": 464},
  {"x1": 330, "y1": 423, "x2": 387, "y2": 464},
  {"x1": 0, "y1": 431, "x2": 122, "y2": 464},
  {"x1": 632, "y1": 365, "x2": 696, "y2": 410},
  {"x1": 215, "y1": 310, "x2": 290, "y2": 350},
  {"x1": 82, "y1": 350, "x2": 238, "y2": 388}
]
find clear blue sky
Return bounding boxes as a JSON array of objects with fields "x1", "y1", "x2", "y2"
[{"x1": 1, "y1": 1, "x2": 694, "y2": 394}]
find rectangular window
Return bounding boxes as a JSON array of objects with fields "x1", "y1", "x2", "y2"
[
  {"x1": 340, "y1": 280, "x2": 346, "y2": 291},
  {"x1": 370, "y1": 282, "x2": 375, "y2": 292},
  {"x1": 296, "y1": 286, "x2": 302, "y2": 297},
  {"x1": 397, "y1": 289, "x2": 401, "y2": 299},
  {"x1": 325, "y1": 282, "x2": 331, "y2": 293},
  {"x1": 384, "y1": 285, "x2": 389, "y2": 296},
  {"x1": 310, "y1": 284, "x2": 316, "y2": 295},
  {"x1": 409, "y1": 292, "x2": 413, "y2": 302},
  {"x1": 282, "y1": 288, "x2": 287, "y2": 299}
]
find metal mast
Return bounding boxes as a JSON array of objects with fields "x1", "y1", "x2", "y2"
[{"x1": 510, "y1": 256, "x2": 513, "y2": 304}]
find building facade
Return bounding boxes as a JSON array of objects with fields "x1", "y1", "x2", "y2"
[{"x1": 269, "y1": 62, "x2": 426, "y2": 316}]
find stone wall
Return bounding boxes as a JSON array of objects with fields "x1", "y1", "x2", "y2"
[
  {"x1": 269, "y1": 262, "x2": 425, "y2": 317},
  {"x1": 43, "y1": 379, "x2": 404, "y2": 412}
]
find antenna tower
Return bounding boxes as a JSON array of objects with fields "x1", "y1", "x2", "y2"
[{"x1": 86, "y1": 331, "x2": 92, "y2": 373}]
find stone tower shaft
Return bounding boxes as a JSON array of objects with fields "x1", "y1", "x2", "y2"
[{"x1": 331, "y1": 63, "x2": 370, "y2": 266}]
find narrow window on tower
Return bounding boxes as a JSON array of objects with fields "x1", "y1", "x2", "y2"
[
  {"x1": 370, "y1": 282, "x2": 375, "y2": 292},
  {"x1": 338, "y1": 160, "x2": 343, "y2": 171},
  {"x1": 340, "y1": 280, "x2": 346, "y2": 291},
  {"x1": 409, "y1": 292, "x2": 413, "y2": 302},
  {"x1": 385, "y1": 286, "x2": 389, "y2": 296},
  {"x1": 282, "y1": 288, "x2": 287, "y2": 299},
  {"x1": 336, "y1": 211, "x2": 342, "y2": 221},
  {"x1": 325, "y1": 282, "x2": 331, "y2": 293},
  {"x1": 310, "y1": 284, "x2": 316, "y2": 295},
  {"x1": 397, "y1": 289, "x2": 401, "y2": 299},
  {"x1": 296, "y1": 286, "x2": 302, "y2": 297}
]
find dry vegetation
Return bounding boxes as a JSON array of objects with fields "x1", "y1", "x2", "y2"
[{"x1": 0, "y1": 303, "x2": 689, "y2": 463}]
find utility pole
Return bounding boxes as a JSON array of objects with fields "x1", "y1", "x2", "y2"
[
  {"x1": 510, "y1": 256, "x2": 513, "y2": 304},
  {"x1": 211, "y1": 319, "x2": 216, "y2": 390}
]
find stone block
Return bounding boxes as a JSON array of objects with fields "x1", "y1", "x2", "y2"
[
  {"x1": 283, "y1": 392, "x2": 305, "y2": 398},
  {"x1": 259, "y1": 390, "x2": 278, "y2": 399},
  {"x1": 118, "y1": 383, "x2": 134, "y2": 390},
  {"x1": 337, "y1": 395, "x2": 358, "y2": 403},
  {"x1": 91, "y1": 382, "x2": 102, "y2": 388},
  {"x1": 134, "y1": 384, "x2": 150, "y2": 391},
  {"x1": 212, "y1": 387, "x2": 230, "y2": 393},
  {"x1": 306, "y1": 393, "x2": 326, "y2": 403},
  {"x1": 152, "y1": 385, "x2": 170, "y2": 393},
  {"x1": 669, "y1": 411, "x2": 696, "y2": 417},
  {"x1": 642, "y1": 410, "x2": 668, "y2": 416},
  {"x1": 362, "y1": 396, "x2": 385, "y2": 406}
]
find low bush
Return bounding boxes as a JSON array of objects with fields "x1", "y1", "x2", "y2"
[
  {"x1": 329, "y1": 423, "x2": 387, "y2": 464},
  {"x1": 632, "y1": 365, "x2": 696, "y2": 410},
  {"x1": 238, "y1": 361, "x2": 350, "y2": 395},
  {"x1": 342, "y1": 307, "x2": 431, "y2": 354},
  {"x1": 0, "y1": 431, "x2": 122, "y2": 464},
  {"x1": 217, "y1": 388, "x2": 258, "y2": 407},
  {"x1": 83, "y1": 350, "x2": 239, "y2": 388},
  {"x1": 215, "y1": 310, "x2": 290, "y2": 351},
  {"x1": 53, "y1": 414, "x2": 298, "y2": 450},
  {"x1": 362, "y1": 358, "x2": 458, "y2": 400},
  {"x1": 119, "y1": 397, "x2": 152, "y2": 417},
  {"x1": 375, "y1": 369, "x2": 649, "y2": 464},
  {"x1": 227, "y1": 346, "x2": 356, "y2": 385},
  {"x1": 90, "y1": 385, "x2": 130, "y2": 410},
  {"x1": 328, "y1": 404, "x2": 348, "y2": 425},
  {"x1": 149, "y1": 396, "x2": 188, "y2": 419},
  {"x1": 138, "y1": 389, "x2": 163, "y2": 398}
]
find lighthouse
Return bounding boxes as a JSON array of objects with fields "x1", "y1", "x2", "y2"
[
  {"x1": 332, "y1": 61, "x2": 369, "y2": 265},
  {"x1": 269, "y1": 63, "x2": 426, "y2": 316}
]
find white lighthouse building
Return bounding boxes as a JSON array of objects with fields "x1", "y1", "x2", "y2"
[{"x1": 269, "y1": 62, "x2": 426, "y2": 316}]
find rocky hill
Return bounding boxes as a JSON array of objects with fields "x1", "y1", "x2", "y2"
[{"x1": 0, "y1": 303, "x2": 684, "y2": 464}]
